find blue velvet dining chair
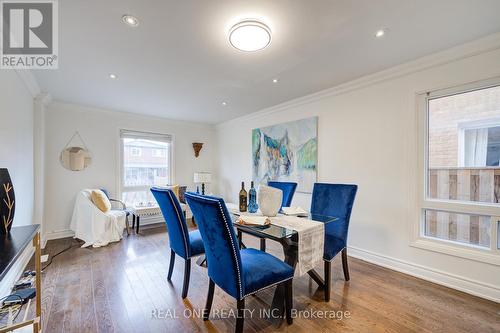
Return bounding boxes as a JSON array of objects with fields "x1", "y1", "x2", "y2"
[
  {"x1": 185, "y1": 192, "x2": 294, "y2": 333},
  {"x1": 310, "y1": 183, "x2": 358, "y2": 302},
  {"x1": 267, "y1": 181, "x2": 297, "y2": 208},
  {"x1": 150, "y1": 187, "x2": 205, "y2": 299}
]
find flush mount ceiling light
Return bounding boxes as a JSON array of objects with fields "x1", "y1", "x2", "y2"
[
  {"x1": 221, "y1": 101, "x2": 228, "y2": 106},
  {"x1": 109, "y1": 73, "x2": 117, "y2": 79},
  {"x1": 375, "y1": 29, "x2": 386, "y2": 38},
  {"x1": 229, "y1": 20, "x2": 271, "y2": 52},
  {"x1": 272, "y1": 78, "x2": 279, "y2": 83},
  {"x1": 122, "y1": 14, "x2": 139, "y2": 27}
]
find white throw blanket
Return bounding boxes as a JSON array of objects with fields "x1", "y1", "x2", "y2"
[
  {"x1": 269, "y1": 215, "x2": 325, "y2": 276},
  {"x1": 70, "y1": 190, "x2": 126, "y2": 248}
]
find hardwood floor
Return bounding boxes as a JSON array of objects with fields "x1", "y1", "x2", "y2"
[{"x1": 35, "y1": 225, "x2": 500, "y2": 333}]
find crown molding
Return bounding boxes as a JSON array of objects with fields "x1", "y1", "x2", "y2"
[
  {"x1": 15, "y1": 69, "x2": 41, "y2": 98},
  {"x1": 217, "y1": 31, "x2": 500, "y2": 129},
  {"x1": 34, "y1": 92, "x2": 52, "y2": 107},
  {"x1": 49, "y1": 100, "x2": 217, "y2": 129}
]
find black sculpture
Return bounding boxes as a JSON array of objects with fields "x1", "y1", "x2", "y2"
[{"x1": 0, "y1": 168, "x2": 15, "y2": 234}]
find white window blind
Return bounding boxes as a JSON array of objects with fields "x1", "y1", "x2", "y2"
[
  {"x1": 119, "y1": 129, "x2": 173, "y2": 207},
  {"x1": 120, "y1": 129, "x2": 172, "y2": 143}
]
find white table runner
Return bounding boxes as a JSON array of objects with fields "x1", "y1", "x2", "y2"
[
  {"x1": 269, "y1": 216, "x2": 324, "y2": 276},
  {"x1": 226, "y1": 203, "x2": 325, "y2": 276}
]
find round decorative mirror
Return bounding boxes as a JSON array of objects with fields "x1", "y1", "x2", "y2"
[{"x1": 60, "y1": 146, "x2": 92, "y2": 171}]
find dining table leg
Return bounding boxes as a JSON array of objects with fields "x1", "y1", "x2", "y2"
[
  {"x1": 196, "y1": 255, "x2": 207, "y2": 267},
  {"x1": 237, "y1": 230, "x2": 247, "y2": 249},
  {"x1": 269, "y1": 234, "x2": 298, "y2": 326},
  {"x1": 307, "y1": 269, "x2": 325, "y2": 287},
  {"x1": 260, "y1": 238, "x2": 266, "y2": 251}
]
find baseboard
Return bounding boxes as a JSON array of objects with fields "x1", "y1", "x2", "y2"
[
  {"x1": 348, "y1": 246, "x2": 500, "y2": 303},
  {"x1": 0, "y1": 246, "x2": 35, "y2": 298},
  {"x1": 41, "y1": 234, "x2": 47, "y2": 249},
  {"x1": 44, "y1": 229, "x2": 75, "y2": 242}
]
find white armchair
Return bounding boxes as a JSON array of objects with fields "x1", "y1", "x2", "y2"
[{"x1": 70, "y1": 189, "x2": 127, "y2": 247}]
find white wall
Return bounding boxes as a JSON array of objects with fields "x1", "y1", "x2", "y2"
[
  {"x1": 0, "y1": 70, "x2": 36, "y2": 297},
  {"x1": 44, "y1": 102, "x2": 216, "y2": 239},
  {"x1": 215, "y1": 36, "x2": 500, "y2": 301},
  {"x1": 0, "y1": 71, "x2": 35, "y2": 228}
]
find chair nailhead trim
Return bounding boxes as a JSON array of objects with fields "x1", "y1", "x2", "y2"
[
  {"x1": 192, "y1": 194, "x2": 244, "y2": 300},
  {"x1": 243, "y1": 276, "x2": 293, "y2": 298},
  {"x1": 216, "y1": 201, "x2": 243, "y2": 299}
]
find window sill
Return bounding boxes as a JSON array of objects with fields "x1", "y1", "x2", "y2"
[{"x1": 410, "y1": 237, "x2": 500, "y2": 266}]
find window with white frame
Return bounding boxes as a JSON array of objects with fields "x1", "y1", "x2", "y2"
[
  {"x1": 130, "y1": 147, "x2": 142, "y2": 157},
  {"x1": 152, "y1": 148, "x2": 165, "y2": 158},
  {"x1": 416, "y1": 79, "x2": 500, "y2": 263},
  {"x1": 120, "y1": 130, "x2": 172, "y2": 207}
]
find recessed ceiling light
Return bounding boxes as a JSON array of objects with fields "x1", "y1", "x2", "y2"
[
  {"x1": 222, "y1": 101, "x2": 228, "y2": 106},
  {"x1": 229, "y1": 20, "x2": 271, "y2": 52},
  {"x1": 375, "y1": 29, "x2": 386, "y2": 38},
  {"x1": 109, "y1": 73, "x2": 117, "y2": 79},
  {"x1": 272, "y1": 78, "x2": 279, "y2": 83},
  {"x1": 122, "y1": 14, "x2": 139, "y2": 27}
]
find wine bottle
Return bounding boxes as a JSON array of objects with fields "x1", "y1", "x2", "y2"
[
  {"x1": 248, "y1": 181, "x2": 258, "y2": 213},
  {"x1": 239, "y1": 181, "x2": 247, "y2": 212}
]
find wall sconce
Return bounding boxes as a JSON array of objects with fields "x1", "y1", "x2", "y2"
[{"x1": 193, "y1": 142, "x2": 203, "y2": 157}]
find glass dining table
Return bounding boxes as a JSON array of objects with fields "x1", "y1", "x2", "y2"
[{"x1": 233, "y1": 212, "x2": 338, "y2": 324}]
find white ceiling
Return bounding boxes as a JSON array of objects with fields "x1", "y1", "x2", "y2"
[{"x1": 34, "y1": 0, "x2": 500, "y2": 124}]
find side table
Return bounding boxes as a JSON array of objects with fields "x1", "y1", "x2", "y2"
[
  {"x1": 131, "y1": 203, "x2": 192, "y2": 233},
  {"x1": 130, "y1": 205, "x2": 161, "y2": 233}
]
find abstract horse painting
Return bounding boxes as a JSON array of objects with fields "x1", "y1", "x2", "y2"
[{"x1": 252, "y1": 117, "x2": 317, "y2": 193}]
